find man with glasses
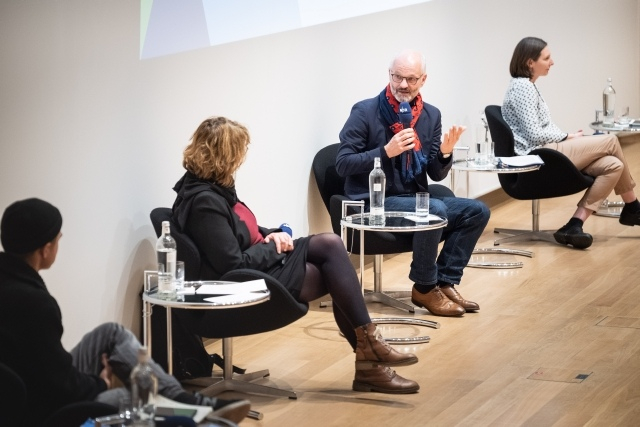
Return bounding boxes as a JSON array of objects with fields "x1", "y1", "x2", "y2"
[{"x1": 336, "y1": 49, "x2": 490, "y2": 317}]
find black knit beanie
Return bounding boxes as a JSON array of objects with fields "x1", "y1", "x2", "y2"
[{"x1": 1, "y1": 198, "x2": 63, "y2": 254}]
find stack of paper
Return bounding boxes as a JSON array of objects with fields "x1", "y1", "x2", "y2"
[
  {"x1": 196, "y1": 279, "x2": 267, "y2": 295},
  {"x1": 496, "y1": 155, "x2": 544, "y2": 168}
]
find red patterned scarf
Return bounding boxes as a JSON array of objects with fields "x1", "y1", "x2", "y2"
[{"x1": 385, "y1": 85, "x2": 424, "y2": 150}]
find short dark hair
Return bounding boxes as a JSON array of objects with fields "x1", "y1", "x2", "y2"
[
  {"x1": 509, "y1": 37, "x2": 547, "y2": 78},
  {"x1": 1, "y1": 198, "x2": 62, "y2": 254}
]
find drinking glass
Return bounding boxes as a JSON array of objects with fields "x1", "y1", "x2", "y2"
[
  {"x1": 174, "y1": 261, "x2": 185, "y2": 291},
  {"x1": 475, "y1": 125, "x2": 489, "y2": 165},
  {"x1": 618, "y1": 106, "x2": 631, "y2": 126},
  {"x1": 415, "y1": 192, "x2": 429, "y2": 220}
]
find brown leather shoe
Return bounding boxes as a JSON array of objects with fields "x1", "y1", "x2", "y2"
[
  {"x1": 353, "y1": 366, "x2": 420, "y2": 394},
  {"x1": 439, "y1": 284, "x2": 479, "y2": 311},
  {"x1": 355, "y1": 323, "x2": 418, "y2": 369},
  {"x1": 411, "y1": 287, "x2": 465, "y2": 316}
]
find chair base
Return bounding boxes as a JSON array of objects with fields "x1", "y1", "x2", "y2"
[
  {"x1": 364, "y1": 290, "x2": 429, "y2": 315},
  {"x1": 594, "y1": 199, "x2": 623, "y2": 218},
  {"x1": 468, "y1": 247, "x2": 534, "y2": 268},
  {"x1": 188, "y1": 372, "x2": 297, "y2": 400},
  {"x1": 370, "y1": 317, "x2": 440, "y2": 344},
  {"x1": 493, "y1": 228, "x2": 557, "y2": 246},
  {"x1": 184, "y1": 337, "x2": 297, "y2": 400}
]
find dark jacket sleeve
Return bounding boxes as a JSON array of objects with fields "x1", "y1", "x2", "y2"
[
  {"x1": 186, "y1": 192, "x2": 286, "y2": 278},
  {"x1": 12, "y1": 286, "x2": 106, "y2": 409},
  {"x1": 336, "y1": 99, "x2": 389, "y2": 178}
]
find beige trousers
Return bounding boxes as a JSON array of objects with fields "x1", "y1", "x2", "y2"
[{"x1": 546, "y1": 133, "x2": 636, "y2": 212}]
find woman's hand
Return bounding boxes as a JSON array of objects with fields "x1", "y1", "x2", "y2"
[
  {"x1": 567, "y1": 130, "x2": 583, "y2": 139},
  {"x1": 440, "y1": 125, "x2": 466, "y2": 155},
  {"x1": 264, "y1": 232, "x2": 294, "y2": 253},
  {"x1": 384, "y1": 128, "x2": 416, "y2": 158},
  {"x1": 99, "y1": 353, "x2": 112, "y2": 389}
]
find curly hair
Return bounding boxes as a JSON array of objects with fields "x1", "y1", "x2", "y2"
[
  {"x1": 509, "y1": 37, "x2": 547, "y2": 79},
  {"x1": 182, "y1": 116, "x2": 250, "y2": 187}
]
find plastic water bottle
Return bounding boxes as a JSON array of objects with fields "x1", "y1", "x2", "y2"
[
  {"x1": 369, "y1": 157, "x2": 386, "y2": 225},
  {"x1": 156, "y1": 221, "x2": 177, "y2": 298},
  {"x1": 603, "y1": 77, "x2": 616, "y2": 126},
  {"x1": 130, "y1": 347, "x2": 157, "y2": 426}
]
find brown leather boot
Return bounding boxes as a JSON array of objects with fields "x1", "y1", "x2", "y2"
[
  {"x1": 440, "y1": 284, "x2": 479, "y2": 311},
  {"x1": 355, "y1": 323, "x2": 418, "y2": 369},
  {"x1": 411, "y1": 287, "x2": 465, "y2": 316},
  {"x1": 353, "y1": 367, "x2": 420, "y2": 394}
]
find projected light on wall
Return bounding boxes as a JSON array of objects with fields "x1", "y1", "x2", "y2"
[{"x1": 140, "y1": 0, "x2": 431, "y2": 59}]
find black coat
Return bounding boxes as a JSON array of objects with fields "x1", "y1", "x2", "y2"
[
  {"x1": 171, "y1": 172, "x2": 286, "y2": 280},
  {"x1": 0, "y1": 252, "x2": 107, "y2": 425}
]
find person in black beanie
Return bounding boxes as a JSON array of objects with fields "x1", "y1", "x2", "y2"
[{"x1": 0, "y1": 198, "x2": 250, "y2": 425}]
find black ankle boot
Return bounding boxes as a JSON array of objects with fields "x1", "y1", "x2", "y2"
[
  {"x1": 620, "y1": 205, "x2": 640, "y2": 226},
  {"x1": 553, "y1": 223, "x2": 593, "y2": 249}
]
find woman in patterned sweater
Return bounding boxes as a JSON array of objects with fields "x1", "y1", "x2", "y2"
[{"x1": 502, "y1": 36, "x2": 640, "y2": 249}]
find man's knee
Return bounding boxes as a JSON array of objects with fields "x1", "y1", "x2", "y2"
[
  {"x1": 428, "y1": 198, "x2": 447, "y2": 216},
  {"x1": 474, "y1": 201, "x2": 491, "y2": 223}
]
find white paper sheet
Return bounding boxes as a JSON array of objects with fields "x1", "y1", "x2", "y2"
[
  {"x1": 404, "y1": 214, "x2": 441, "y2": 222},
  {"x1": 496, "y1": 155, "x2": 544, "y2": 167},
  {"x1": 202, "y1": 292, "x2": 266, "y2": 303},
  {"x1": 196, "y1": 279, "x2": 267, "y2": 295}
]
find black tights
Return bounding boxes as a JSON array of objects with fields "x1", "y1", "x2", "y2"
[{"x1": 298, "y1": 233, "x2": 371, "y2": 349}]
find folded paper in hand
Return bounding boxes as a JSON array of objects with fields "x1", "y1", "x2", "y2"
[{"x1": 496, "y1": 155, "x2": 544, "y2": 168}]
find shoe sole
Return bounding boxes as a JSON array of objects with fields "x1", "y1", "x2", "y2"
[
  {"x1": 355, "y1": 356, "x2": 418, "y2": 370},
  {"x1": 352, "y1": 381, "x2": 420, "y2": 394},
  {"x1": 209, "y1": 400, "x2": 251, "y2": 424},
  {"x1": 619, "y1": 215, "x2": 639, "y2": 226},
  {"x1": 410, "y1": 298, "x2": 465, "y2": 316},
  {"x1": 553, "y1": 232, "x2": 593, "y2": 249}
]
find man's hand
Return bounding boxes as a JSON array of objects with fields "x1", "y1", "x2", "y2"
[
  {"x1": 99, "y1": 353, "x2": 112, "y2": 389},
  {"x1": 264, "y1": 232, "x2": 294, "y2": 254},
  {"x1": 384, "y1": 128, "x2": 416, "y2": 158},
  {"x1": 440, "y1": 125, "x2": 467, "y2": 155}
]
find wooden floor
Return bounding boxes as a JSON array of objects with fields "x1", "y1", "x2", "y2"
[{"x1": 203, "y1": 138, "x2": 640, "y2": 427}]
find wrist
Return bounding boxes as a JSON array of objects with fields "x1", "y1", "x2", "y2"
[{"x1": 440, "y1": 149, "x2": 452, "y2": 158}]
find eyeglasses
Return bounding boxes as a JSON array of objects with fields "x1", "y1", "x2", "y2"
[{"x1": 390, "y1": 73, "x2": 423, "y2": 85}]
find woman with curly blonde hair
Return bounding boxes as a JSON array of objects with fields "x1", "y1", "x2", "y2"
[{"x1": 171, "y1": 116, "x2": 421, "y2": 394}]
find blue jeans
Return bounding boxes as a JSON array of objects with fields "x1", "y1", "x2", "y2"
[{"x1": 382, "y1": 194, "x2": 490, "y2": 285}]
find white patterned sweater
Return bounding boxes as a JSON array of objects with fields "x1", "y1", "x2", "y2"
[{"x1": 502, "y1": 77, "x2": 568, "y2": 155}]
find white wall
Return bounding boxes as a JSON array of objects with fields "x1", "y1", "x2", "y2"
[{"x1": 1, "y1": 0, "x2": 638, "y2": 348}]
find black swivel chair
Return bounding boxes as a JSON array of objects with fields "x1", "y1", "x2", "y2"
[
  {"x1": 149, "y1": 208, "x2": 308, "y2": 399},
  {"x1": 0, "y1": 361, "x2": 117, "y2": 427},
  {"x1": 312, "y1": 143, "x2": 455, "y2": 313},
  {"x1": 0, "y1": 361, "x2": 27, "y2": 427},
  {"x1": 484, "y1": 105, "x2": 594, "y2": 245}
]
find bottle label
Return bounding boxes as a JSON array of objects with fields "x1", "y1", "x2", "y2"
[{"x1": 373, "y1": 183, "x2": 382, "y2": 191}]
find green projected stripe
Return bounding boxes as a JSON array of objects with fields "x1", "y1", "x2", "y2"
[{"x1": 140, "y1": 0, "x2": 153, "y2": 57}]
